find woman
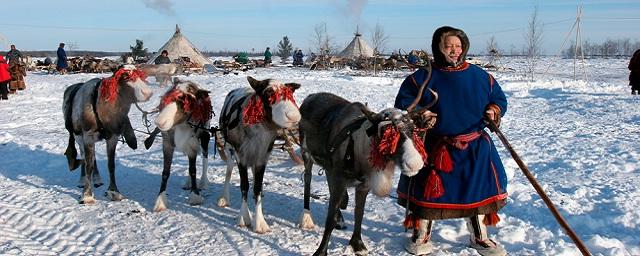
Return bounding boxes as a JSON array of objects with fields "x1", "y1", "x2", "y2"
[
  {"x1": 0, "y1": 56, "x2": 11, "y2": 100},
  {"x1": 57, "y1": 43, "x2": 68, "y2": 74},
  {"x1": 394, "y1": 26, "x2": 508, "y2": 256}
]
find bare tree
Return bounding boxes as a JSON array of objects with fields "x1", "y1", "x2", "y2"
[
  {"x1": 370, "y1": 23, "x2": 390, "y2": 55},
  {"x1": 311, "y1": 22, "x2": 335, "y2": 56},
  {"x1": 524, "y1": 5, "x2": 543, "y2": 80},
  {"x1": 486, "y1": 35, "x2": 499, "y2": 55},
  {"x1": 68, "y1": 42, "x2": 80, "y2": 52}
]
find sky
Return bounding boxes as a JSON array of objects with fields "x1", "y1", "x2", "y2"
[{"x1": 1, "y1": 0, "x2": 639, "y2": 54}]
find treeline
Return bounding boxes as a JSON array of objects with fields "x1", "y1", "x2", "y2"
[
  {"x1": 0, "y1": 51, "x2": 128, "y2": 58},
  {"x1": 562, "y1": 38, "x2": 640, "y2": 58}
]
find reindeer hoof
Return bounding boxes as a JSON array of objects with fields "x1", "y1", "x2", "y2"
[
  {"x1": 188, "y1": 192, "x2": 204, "y2": 205},
  {"x1": 253, "y1": 218, "x2": 271, "y2": 234},
  {"x1": 105, "y1": 191, "x2": 125, "y2": 201},
  {"x1": 79, "y1": 196, "x2": 96, "y2": 205},
  {"x1": 154, "y1": 192, "x2": 168, "y2": 212},
  {"x1": 217, "y1": 197, "x2": 230, "y2": 208},
  {"x1": 299, "y1": 209, "x2": 315, "y2": 230}
]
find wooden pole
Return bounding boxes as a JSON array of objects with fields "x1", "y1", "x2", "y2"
[{"x1": 485, "y1": 119, "x2": 592, "y2": 256}]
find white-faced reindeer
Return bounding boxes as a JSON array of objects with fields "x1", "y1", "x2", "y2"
[
  {"x1": 298, "y1": 91, "x2": 437, "y2": 256},
  {"x1": 218, "y1": 76, "x2": 301, "y2": 233},
  {"x1": 63, "y1": 65, "x2": 152, "y2": 204},
  {"x1": 151, "y1": 79, "x2": 213, "y2": 212}
]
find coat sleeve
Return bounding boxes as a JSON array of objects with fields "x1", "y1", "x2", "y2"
[
  {"x1": 395, "y1": 69, "x2": 434, "y2": 111},
  {"x1": 394, "y1": 74, "x2": 419, "y2": 110},
  {"x1": 488, "y1": 74, "x2": 507, "y2": 116}
]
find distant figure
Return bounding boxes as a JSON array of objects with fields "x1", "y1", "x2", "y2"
[
  {"x1": 155, "y1": 50, "x2": 171, "y2": 65},
  {"x1": 234, "y1": 52, "x2": 248, "y2": 64},
  {"x1": 5, "y1": 45, "x2": 24, "y2": 67},
  {"x1": 629, "y1": 49, "x2": 640, "y2": 95},
  {"x1": 293, "y1": 50, "x2": 304, "y2": 67},
  {"x1": 407, "y1": 51, "x2": 419, "y2": 65},
  {"x1": 0, "y1": 56, "x2": 10, "y2": 100},
  {"x1": 264, "y1": 47, "x2": 272, "y2": 65},
  {"x1": 57, "y1": 43, "x2": 68, "y2": 74}
]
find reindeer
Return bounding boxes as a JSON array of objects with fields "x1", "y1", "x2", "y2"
[
  {"x1": 150, "y1": 79, "x2": 212, "y2": 212},
  {"x1": 298, "y1": 91, "x2": 437, "y2": 256},
  {"x1": 218, "y1": 76, "x2": 301, "y2": 233},
  {"x1": 62, "y1": 65, "x2": 153, "y2": 204}
]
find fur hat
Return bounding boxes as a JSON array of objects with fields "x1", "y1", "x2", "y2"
[{"x1": 431, "y1": 26, "x2": 469, "y2": 67}]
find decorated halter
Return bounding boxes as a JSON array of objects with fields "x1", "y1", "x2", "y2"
[
  {"x1": 242, "y1": 85, "x2": 297, "y2": 126},
  {"x1": 100, "y1": 68, "x2": 147, "y2": 103},
  {"x1": 159, "y1": 86, "x2": 213, "y2": 124},
  {"x1": 368, "y1": 118, "x2": 428, "y2": 170}
]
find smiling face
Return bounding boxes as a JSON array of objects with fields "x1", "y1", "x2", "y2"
[{"x1": 443, "y1": 35, "x2": 463, "y2": 65}]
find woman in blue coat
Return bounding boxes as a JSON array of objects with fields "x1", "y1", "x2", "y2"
[
  {"x1": 56, "y1": 43, "x2": 68, "y2": 74},
  {"x1": 394, "y1": 26, "x2": 508, "y2": 256}
]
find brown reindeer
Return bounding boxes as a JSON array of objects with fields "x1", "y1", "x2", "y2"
[
  {"x1": 152, "y1": 78, "x2": 212, "y2": 211},
  {"x1": 218, "y1": 76, "x2": 301, "y2": 233},
  {"x1": 62, "y1": 65, "x2": 153, "y2": 204},
  {"x1": 298, "y1": 91, "x2": 437, "y2": 256}
]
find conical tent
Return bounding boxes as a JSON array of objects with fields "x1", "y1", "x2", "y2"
[
  {"x1": 338, "y1": 32, "x2": 374, "y2": 58},
  {"x1": 148, "y1": 25, "x2": 212, "y2": 67}
]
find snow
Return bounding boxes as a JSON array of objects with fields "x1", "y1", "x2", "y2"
[{"x1": 0, "y1": 56, "x2": 638, "y2": 255}]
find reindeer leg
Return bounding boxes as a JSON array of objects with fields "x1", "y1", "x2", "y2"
[
  {"x1": 104, "y1": 137, "x2": 123, "y2": 201},
  {"x1": 252, "y1": 164, "x2": 270, "y2": 234},
  {"x1": 144, "y1": 127, "x2": 161, "y2": 150},
  {"x1": 79, "y1": 137, "x2": 96, "y2": 204},
  {"x1": 198, "y1": 131, "x2": 211, "y2": 190},
  {"x1": 154, "y1": 132, "x2": 174, "y2": 212},
  {"x1": 237, "y1": 163, "x2": 252, "y2": 227},
  {"x1": 187, "y1": 155, "x2": 203, "y2": 205},
  {"x1": 335, "y1": 191, "x2": 349, "y2": 230},
  {"x1": 217, "y1": 148, "x2": 234, "y2": 207},
  {"x1": 349, "y1": 185, "x2": 370, "y2": 255},
  {"x1": 122, "y1": 117, "x2": 137, "y2": 150},
  {"x1": 64, "y1": 132, "x2": 80, "y2": 171},
  {"x1": 92, "y1": 159, "x2": 103, "y2": 188},
  {"x1": 314, "y1": 179, "x2": 347, "y2": 256},
  {"x1": 299, "y1": 149, "x2": 315, "y2": 230}
]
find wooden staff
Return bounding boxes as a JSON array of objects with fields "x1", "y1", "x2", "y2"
[{"x1": 485, "y1": 119, "x2": 592, "y2": 256}]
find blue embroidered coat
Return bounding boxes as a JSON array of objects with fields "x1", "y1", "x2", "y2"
[
  {"x1": 57, "y1": 47, "x2": 68, "y2": 69},
  {"x1": 394, "y1": 63, "x2": 508, "y2": 217}
]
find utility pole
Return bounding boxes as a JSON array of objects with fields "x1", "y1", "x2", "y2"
[{"x1": 574, "y1": 5, "x2": 587, "y2": 81}]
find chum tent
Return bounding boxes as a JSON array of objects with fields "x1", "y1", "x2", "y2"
[
  {"x1": 148, "y1": 25, "x2": 212, "y2": 67},
  {"x1": 338, "y1": 31, "x2": 374, "y2": 58}
]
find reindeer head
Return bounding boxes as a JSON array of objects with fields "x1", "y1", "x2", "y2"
[
  {"x1": 245, "y1": 76, "x2": 301, "y2": 128},
  {"x1": 100, "y1": 65, "x2": 153, "y2": 103},
  {"x1": 155, "y1": 78, "x2": 212, "y2": 131},
  {"x1": 364, "y1": 107, "x2": 426, "y2": 178}
]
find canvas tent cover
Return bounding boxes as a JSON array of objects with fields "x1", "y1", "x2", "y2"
[
  {"x1": 338, "y1": 33, "x2": 374, "y2": 58},
  {"x1": 148, "y1": 25, "x2": 212, "y2": 67}
]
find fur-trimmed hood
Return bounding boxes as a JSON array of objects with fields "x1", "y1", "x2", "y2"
[{"x1": 431, "y1": 26, "x2": 470, "y2": 67}]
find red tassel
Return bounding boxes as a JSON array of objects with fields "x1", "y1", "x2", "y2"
[
  {"x1": 483, "y1": 213, "x2": 501, "y2": 226},
  {"x1": 403, "y1": 213, "x2": 420, "y2": 229},
  {"x1": 101, "y1": 68, "x2": 147, "y2": 103},
  {"x1": 412, "y1": 131, "x2": 428, "y2": 164},
  {"x1": 433, "y1": 144, "x2": 453, "y2": 172},
  {"x1": 242, "y1": 95, "x2": 265, "y2": 126},
  {"x1": 369, "y1": 126, "x2": 401, "y2": 169},
  {"x1": 423, "y1": 170, "x2": 444, "y2": 199}
]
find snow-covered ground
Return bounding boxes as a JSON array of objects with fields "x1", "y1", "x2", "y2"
[{"x1": 0, "y1": 56, "x2": 637, "y2": 255}]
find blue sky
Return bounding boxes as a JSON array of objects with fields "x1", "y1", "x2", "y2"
[{"x1": 1, "y1": 0, "x2": 638, "y2": 54}]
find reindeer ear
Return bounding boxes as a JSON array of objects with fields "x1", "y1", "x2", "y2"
[
  {"x1": 247, "y1": 76, "x2": 269, "y2": 93},
  {"x1": 356, "y1": 103, "x2": 381, "y2": 122},
  {"x1": 285, "y1": 83, "x2": 301, "y2": 91}
]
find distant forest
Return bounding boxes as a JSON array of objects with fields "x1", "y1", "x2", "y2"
[{"x1": 0, "y1": 50, "x2": 268, "y2": 58}]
